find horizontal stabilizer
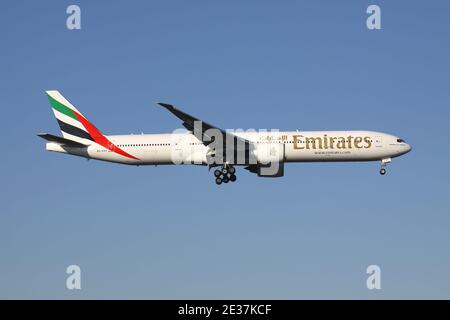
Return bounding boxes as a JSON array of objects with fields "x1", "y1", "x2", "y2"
[{"x1": 37, "y1": 133, "x2": 88, "y2": 148}]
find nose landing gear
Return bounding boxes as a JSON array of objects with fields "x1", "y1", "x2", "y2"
[
  {"x1": 379, "y1": 158, "x2": 391, "y2": 175},
  {"x1": 214, "y1": 164, "x2": 237, "y2": 185}
]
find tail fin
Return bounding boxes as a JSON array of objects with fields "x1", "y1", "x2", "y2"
[{"x1": 46, "y1": 90, "x2": 103, "y2": 144}]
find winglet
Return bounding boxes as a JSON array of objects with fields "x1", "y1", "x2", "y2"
[{"x1": 157, "y1": 102, "x2": 175, "y2": 109}]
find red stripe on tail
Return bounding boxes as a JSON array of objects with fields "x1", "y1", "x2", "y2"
[{"x1": 72, "y1": 110, "x2": 140, "y2": 161}]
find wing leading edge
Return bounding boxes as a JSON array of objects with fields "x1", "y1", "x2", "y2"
[{"x1": 157, "y1": 103, "x2": 253, "y2": 148}]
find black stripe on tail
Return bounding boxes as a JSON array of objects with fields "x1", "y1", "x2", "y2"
[{"x1": 57, "y1": 119, "x2": 94, "y2": 141}]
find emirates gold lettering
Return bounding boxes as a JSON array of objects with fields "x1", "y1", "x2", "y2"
[
  {"x1": 292, "y1": 135, "x2": 373, "y2": 150},
  {"x1": 347, "y1": 135, "x2": 353, "y2": 149},
  {"x1": 323, "y1": 134, "x2": 328, "y2": 149},
  {"x1": 293, "y1": 135, "x2": 304, "y2": 149},
  {"x1": 305, "y1": 137, "x2": 323, "y2": 149},
  {"x1": 364, "y1": 137, "x2": 372, "y2": 148},
  {"x1": 354, "y1": 137, "x2": 363, "y2": 148},
  {"x1": 336, "y1": 137, "x2": 346, "y2": 149}
]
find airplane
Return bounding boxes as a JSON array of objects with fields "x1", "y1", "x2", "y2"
[{"x1": 38, "y1": 90, "x2": 412, "y2": 185}]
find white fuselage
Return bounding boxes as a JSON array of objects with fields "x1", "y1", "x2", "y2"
[{"x1": 46, "y1": 130, "x2": 412, "y2": 166}]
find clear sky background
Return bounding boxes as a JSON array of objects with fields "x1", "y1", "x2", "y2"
[{"x1": 1, "y1": 0, "x2": 449, "y2": 299}]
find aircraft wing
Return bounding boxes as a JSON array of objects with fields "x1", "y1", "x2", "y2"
[{"x1": 157, "y1": 103, "x2": 254, "y2": 148}]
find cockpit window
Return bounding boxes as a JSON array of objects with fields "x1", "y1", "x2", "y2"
[{"x1": 397, "y1": 138, "x2": 405, "y2": 143}]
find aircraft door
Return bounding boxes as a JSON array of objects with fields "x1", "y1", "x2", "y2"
[
  {"x1": 375, "y1": 136, "x2": 383, "y2": 147},
  {"x1": 170, "y1": 135, "x2": 184, "y2": 164}
]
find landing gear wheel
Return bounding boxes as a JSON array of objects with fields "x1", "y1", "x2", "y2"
[
  {"x1": 379, "y1": 158, "x2": 391, "y2": 176},
  {"x1": 213, "y1": 165, "x2": 237, "y2": 185}
]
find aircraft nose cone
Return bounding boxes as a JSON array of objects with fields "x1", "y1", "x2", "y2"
[{"x1": 406, "y1": 144, "x2": 412, "y2": 153}]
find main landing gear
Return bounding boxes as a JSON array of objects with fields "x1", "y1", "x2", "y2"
[
  {"x1": 214, "y1": 164, "x2": 237, "y2": 185},
  {"x1": 379, "y1": 158, "x2": 391, "y2": 175}
]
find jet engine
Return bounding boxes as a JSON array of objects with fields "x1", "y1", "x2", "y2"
[{"x1": 249, "y1": 142, "x2": 285, "y2": 177}]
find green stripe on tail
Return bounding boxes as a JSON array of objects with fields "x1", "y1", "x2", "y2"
[{"x1": 47, "y1": 94, "x2": 78, "y2": 121}]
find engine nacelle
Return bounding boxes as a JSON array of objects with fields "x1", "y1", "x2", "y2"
[{"x1": 252, "y1": 143, "x2": 285, "y2": 177}]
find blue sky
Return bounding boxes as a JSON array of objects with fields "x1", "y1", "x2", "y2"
[{"x1": 1, "y1": 0, "x2": 449, "y2": 299}]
